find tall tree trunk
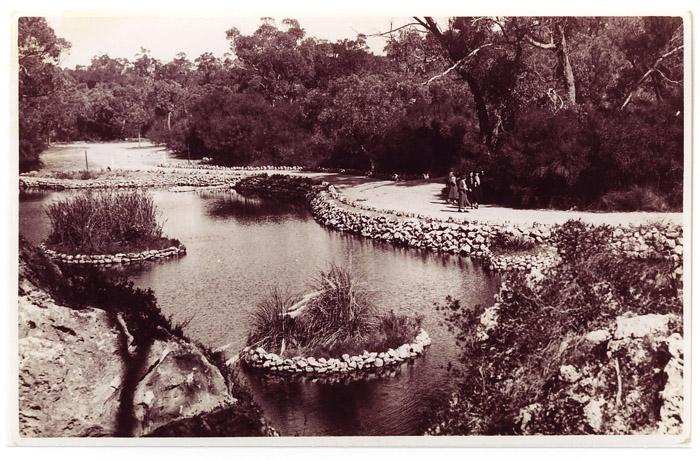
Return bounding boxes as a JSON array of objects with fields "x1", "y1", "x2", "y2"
[
  {"x1": 462, "y1": 71, "x2": 493, "y2": 148},
  {"x1": 554, "y1": 23, "x2": 576, "y2": 106}
]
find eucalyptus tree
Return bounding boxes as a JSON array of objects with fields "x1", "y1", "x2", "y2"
[{"x1": 18, "y1": 17, "x2": 71, "y2": 170}]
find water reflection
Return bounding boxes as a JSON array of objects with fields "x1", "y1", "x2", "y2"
[
  {"x1": 203, "y1": 190, "x2": 308, "y2": 224},
  {"x1": 18, "y1": 189, "x2": 500, "y2": 436}
]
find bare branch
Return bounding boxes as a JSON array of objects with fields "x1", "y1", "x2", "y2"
[
  {"x1": 369, "y1": 22, "x2": 426, "y2": 37},
  {"x1": 524, "y1": 34, "x2": 555, "y2": 49},
  {"x1": 423, "y1": 43, "x2": 493, "y2": 85},
  {"x1": 654, "y1": 68, "x2": 683, "y2": 85},
  {"x1": 620, "y1": 45, "x2": 684, "y2": 110}
]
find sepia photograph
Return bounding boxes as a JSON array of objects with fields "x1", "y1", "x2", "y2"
[{"x1": 10, "y1": 5, "x2": 691, "y2": 448}]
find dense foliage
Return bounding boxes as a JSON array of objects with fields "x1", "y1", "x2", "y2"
[
  {"x1": 430, "y1": 220, "x2": 682, "y2": 434},
  {"x1": 247, "y1": 265, "x2": 422, "y2": 357},
  {"x1": 19, "y1": 16, "x2": 684, "y2": 209},
  {"x1": 45, "y1": 190, "x2": 177, "y2": 254}
]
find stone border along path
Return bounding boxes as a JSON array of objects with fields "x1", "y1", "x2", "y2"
[
  {"x1": 308, "y1": 182, "x2": 683, "y2": 276},
  {"x1": 240, "y1": 329, "x2": 432, "y2": 377},
  {"x1": 40, "y1": 243, "x2": 187, "y2": 265}
]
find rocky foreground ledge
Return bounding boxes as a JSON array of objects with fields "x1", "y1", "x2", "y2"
[{"x1": 18, "y1": 243, "x2": 275, "y2": 437}]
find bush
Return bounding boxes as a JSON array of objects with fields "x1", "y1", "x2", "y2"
[
  {"x1": 51, "y1": 169, "x2": 101, "y2": 180},
  {"x1": 45, "y1": 190, "x2": 177, "y2": 254},
  {"x1": 597, "y1": 185, "x2": 669, "y2": 212},
  {"x1": 489, "y1": 232, "x2": 537, "y2": 255},
  {"x1": 247, "y1": 265, "x2": 422, "y2": 357},
  {"x1": 429, "y1": 220, "x2": 682, "y2": 435}
]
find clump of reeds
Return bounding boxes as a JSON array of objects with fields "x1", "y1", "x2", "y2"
[
  {"x1": 246, "y1": 288, "x2": 300, "y2": 351},
  {"x1": 489, "y1": 232, "x2": 537, "y2": 255},
  {"x1": 45, "y1": 190, "x2": 175, "y2": 254},
  {"x1": 247, "y1": 264, "x2": 422, "y2": 357}
]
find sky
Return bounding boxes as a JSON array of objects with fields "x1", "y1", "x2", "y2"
[{"x1": 45, "y1": 16, "x2": 416, "y2": 68}]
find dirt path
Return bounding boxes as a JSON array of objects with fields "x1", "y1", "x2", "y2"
[
  {"x1": 31, "y1": 141, "x2": 683, "y2": 227},
  {"x1": 328, "y1": 178, "x2": 683, "y2": 227}
]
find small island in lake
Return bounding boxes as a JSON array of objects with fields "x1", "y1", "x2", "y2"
[
  {"x1": 242, "y1": 265, "x2": 430, "y2": 376},
  {"x1": 42, "y1": 189, "x2": 185, "y2": 264}
]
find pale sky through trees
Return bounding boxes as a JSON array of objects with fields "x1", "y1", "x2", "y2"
[{"x1": 46, "y1": 16, "x2": 417, "y2": 68}]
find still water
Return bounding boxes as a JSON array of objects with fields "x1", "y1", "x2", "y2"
[{"x1": 19, "y1": 188, "x2": 500, "y2": 436}]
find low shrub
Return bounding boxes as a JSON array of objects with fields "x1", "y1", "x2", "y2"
[
  {"x1": 489, "y1": 232, "x2": 537, "y2": 256},
  {"x1": 235, "y1": 173, "x2": 319, "y2": 198},
  {"x1": 247, "y1": 265, "x2": 422, "y2": 357},
  {"x1": 45, "y1": 190, "x2": 178, "y2": 254},
  {"x1": 50, "y1": 169, "x2": 101, "y2": 180},
  {"x1": 597, "y1": 186, "x2": 669, "y2": 212},
  {"x1": 429, "y1": 219, "x2": 682, "y2": 435}
]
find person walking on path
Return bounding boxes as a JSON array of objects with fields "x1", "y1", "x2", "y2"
[
  {"x1": 468, "y1": 172, "x2": 477, "y2": 208},
  {"x1": 447, "y1": 171, "x2": 458, "y2": 204},
  {"x1": 472, "y1": 171, "x2": 482, "y2": 208},
  {"x1": 458, "y1": 176, "x2": 471, "y2": 212}
]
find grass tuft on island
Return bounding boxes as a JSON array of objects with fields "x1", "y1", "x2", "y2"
[
  {"x1": 45, "y1": 189, "x2": 180, "y2": 255},
  {"x1": 247, "y1": 265, "x2": 423, "y2": 358}
]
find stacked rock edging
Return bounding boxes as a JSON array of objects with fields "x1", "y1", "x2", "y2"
[
  {"x1": 486, "y1": 247, "x2": 562, "y2": 273},
  {"x1": 229, "y1": 176, "x2": 684, "y2": 277},
  {"x1": 310, "y1": 186, "x2": 551, "y2": 265},
  {"x1": 241, "y1": 329, "x2": 431, "y2": 377},
  {"x1": 158, "y1": 162, "x2": 303, "y2": 171},
  {"x1": 610, "y1": 224, "x2": 683, "y2": 277},
  {"x1": 19, "y1": 171, "x2": 243, "y2": 190},
  {"x1": 313, "y1": 185, "x2": 684, "y2": 274},
  {"x1": 40, "y1": 243, "x2": 187, "y2": 265}
]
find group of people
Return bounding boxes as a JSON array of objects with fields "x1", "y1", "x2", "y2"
[{"x1": 446, "y1": 170, "x2": 483, "y2": 212}]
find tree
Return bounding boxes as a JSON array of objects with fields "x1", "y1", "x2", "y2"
[{"x1": 18, "y1": 17, "x2": 70, "y2": 170}]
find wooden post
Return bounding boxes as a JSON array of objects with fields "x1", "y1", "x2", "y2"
[{"x1": 84, "y1": 150, "x2": 88, "y2": 171}]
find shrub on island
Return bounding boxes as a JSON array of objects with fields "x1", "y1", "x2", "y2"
[
  {"x1": 45, "y1": 190, "x2": 181, "y2": 255},
  {"x1": 245, "y1": 265, "x2": 424, "y2": 365}
]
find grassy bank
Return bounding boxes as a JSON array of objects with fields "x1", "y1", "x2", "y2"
[
  {"x1": 247, "y1": 265, "x2": 422, "y2": 358},
  {"x1": 428, "y1": 221, "x2": 683, "y2": 435}
]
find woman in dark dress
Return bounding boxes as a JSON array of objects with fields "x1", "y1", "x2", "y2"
[
  {"x1": 458, "y1": 177, "x2": 471, "y2": 212},
  {"x1": 468, "y1": 172, "x2": 476, "y2": 208}
]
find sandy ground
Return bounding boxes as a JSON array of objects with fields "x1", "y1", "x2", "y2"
[{"x1": 329, "y1": 178, "x2": 683, "y2": 227}]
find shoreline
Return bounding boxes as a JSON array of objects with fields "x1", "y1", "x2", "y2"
[{"x1": 18, "y1": 169, "x2": 685, "y2": 437}]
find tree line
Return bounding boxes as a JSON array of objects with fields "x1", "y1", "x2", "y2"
[{"x1": 19, "y1": 16, "x2": 684, "y2": 210}]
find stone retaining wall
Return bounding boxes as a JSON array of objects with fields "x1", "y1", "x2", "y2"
[
  {"x1": 312, "y1": 185, "x2": 683, "y2": 275},
  {"x1": 310, "y1": 187, "x2": 546, "y2": 260},
  {"x1": 241, "y1": 329, "x2": 431, "y2": 376},
  {"x1": 40, "y1": 243, "x2": 187, "y2": 265}
]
